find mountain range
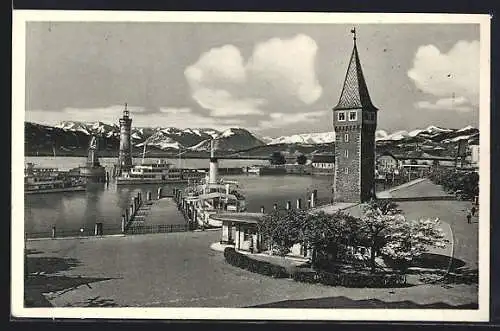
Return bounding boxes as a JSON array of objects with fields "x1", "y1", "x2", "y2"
[{"x1": 25, "y1": 120, "x2": 479, "y2": 158}]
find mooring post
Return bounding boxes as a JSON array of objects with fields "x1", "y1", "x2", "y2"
[
  {"x1": 296, "y1": 198, "x2": 302, "y2": 210},
  {"x1": 121, "y1": 215, "x2": 126, "y2": 233},
  {"x1": 286, "y1": 201, "x2": 291, "y2": 210},
  {"x1": 51, "y1": 226, "x2": 56, "y2": 238},
  {"x1": 133, "y1": 197, "x2": 138, "y2": 212},
  {"x1": 310, "y1": 192, "x2": 316, "y2": 208},
  {"x1": 94, "y1": 223, "x2": 103, "y2": 236},
  {"x1": 260, "y1": 206, "x2": 265, "y2": 213}
]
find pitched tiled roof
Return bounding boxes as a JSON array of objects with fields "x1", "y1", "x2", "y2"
[
  {"x1": 333, "y1": 42, "x2": 378, "y2": 111},
  {"x1": 311, "y1": 154, "x2": 335, "y2": 163}
]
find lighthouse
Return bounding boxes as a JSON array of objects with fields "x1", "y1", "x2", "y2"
[
  {"x1": 118, "y1": 103, "x2": 133, "y2": 175},
  {"x1": 209, "y1": 139, "x2": 219, "y2": 184}
]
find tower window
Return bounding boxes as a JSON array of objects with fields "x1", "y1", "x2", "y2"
[
  {"x1": 337, "y1": 112, "x2": 346, "y2": 121},
  {"x1": 349, "y1": 111, "x2": 357, "y2": 121},
  {"x1": 344, "y1": 134, "x2": 349, "y2": 142},
  {"x1": 345, "y1": 150, "x2": 349, "y2": 158}
]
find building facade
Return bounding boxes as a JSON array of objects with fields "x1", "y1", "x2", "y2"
[
  {"x1": 332, "y1": 30, "x2": 378, "y2": 203},
  {"x1": 376, "y1": 152, "x2": 399, "y2": 172},
  {"x1": 469, "y1": 144, "x2": 480, "y2": 167},
  {"x1": 311, "y1": 154, "x2": 335, "y2": 169}
]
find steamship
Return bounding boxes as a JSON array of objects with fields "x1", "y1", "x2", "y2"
[
  {"x1": 116, "y1": 160, "x2": 205, "y2": 185},
  {"x1": 114, "y1": 105, "x2": 205, "y2": 185},
  {"x1": 24, "y1": 163, "x2": 87, "y2": 194},
  {"x1": 183, "y1": 140, "x2": 247, "y2": 228}
]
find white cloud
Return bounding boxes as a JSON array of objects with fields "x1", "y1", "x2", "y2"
[
  {"x1": 247, "y1": 34, "x2": 322, "y2": 104},
  {"x1": 408, "y1": 40, "x2": 479, "y2": 106},
  {"x1": 184, "y1": 34, "x2": 322, "y2": 117},
  {"x1": 258, "y1": 110, "x2": 327, "y2": 130},
  {"x1": 184, "y1": 44, "x2": 246, "y2": 87},
  {"x1": 26, "y1": 105, "x2": 145, "y2": 126},
  {"x1": 192, "y1": 88, "x2": 266, "y2": 117},
  {"x1": 415, "y1": 96, "x2": 473, "y2": 112},
  {"x1": 159, "y1": 107, "x2": 192, "y2": 114}
]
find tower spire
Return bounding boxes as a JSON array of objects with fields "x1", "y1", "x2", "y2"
[{"x1": 333, "y1": 28, "x2": 377, "y2": 112}]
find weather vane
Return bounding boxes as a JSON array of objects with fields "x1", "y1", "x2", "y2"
[{"x1": 351, "y1": 27, "x2": 357, "y2": 42}]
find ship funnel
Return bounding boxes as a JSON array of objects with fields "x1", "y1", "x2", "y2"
[
  {"x1": 209, "y1": 139, "x2": 218, "y2": 184},
  {"x1": 210, "y1": 139, "x2": 215, "y2": 158}
]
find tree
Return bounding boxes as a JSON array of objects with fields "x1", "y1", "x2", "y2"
[
  {"x1": 269, "y1": 151, "x2": 286, "y2": 165},
  {"x1": 259, "y1": 209, "x2": 304, "y2": 257},
  {"x1": 381, "y1": 217, "x2": 449, "y2": 272},
  {"x1": 354, "y1": 200, "x2": 407, "y2": 273},
  {"x1": 258, "y1": 209, "x2": 358, "y2": 268},
  {"x1": 296, "y1": 153, "x2": 307, "y2": 165},
  {"x1": 428, "y1": 168, "x2": 479, "y2": 199},
  {"x1": 302, "y1": 211, "x2": 359, "y2": 268}
]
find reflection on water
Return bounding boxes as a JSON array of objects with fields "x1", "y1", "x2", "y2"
[{"x1": 24, "y1": 175, "x2": 334, "y2": 235}]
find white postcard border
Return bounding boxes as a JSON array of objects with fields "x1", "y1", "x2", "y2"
[{"x1": 12, "y1": 10, "x2": 491, "y2": 322}]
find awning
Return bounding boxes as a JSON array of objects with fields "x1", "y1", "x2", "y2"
[
  {"x1": 197, "y1": 192, "x2": 238, "y2": 200},
  {"x1": 209, "y1": 212, "x2": 265, "y2": 224}
]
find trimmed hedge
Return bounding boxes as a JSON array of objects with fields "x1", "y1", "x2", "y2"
[
  {"x1": 291, "y1": 270, "x2": 407, "y2": 288},
  {"x1": 224, "y1": 247, "x2": 289, "y2": 278},
  {"x1": 223, "y1": 247, "x2": 407, "y2": 287}
]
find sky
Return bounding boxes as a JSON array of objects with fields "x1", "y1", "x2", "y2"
[{"x1": 25, "y1": 22, "x2": 480, "y2": 137}]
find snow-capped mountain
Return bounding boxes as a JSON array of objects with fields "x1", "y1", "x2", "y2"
[
  {"x1": 264, "y1": 132, "x2": 336, "y2": 145},
  {"x1": 27, "y1": 121, "x2": 265, "y2": 153},
  {"x1": 189, "y1": 128, "x2": 265, "y2": 151},
  {"x1": 25, "y1": 119, "x2": 479, "y2": 158}
]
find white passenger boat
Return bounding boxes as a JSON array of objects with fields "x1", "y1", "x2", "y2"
[{"x1": 183, "y1": 140, "x2": 247, "y2": 227}]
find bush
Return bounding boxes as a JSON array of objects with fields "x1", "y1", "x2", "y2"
[
  {"x1": 291, "y1": 269, "x2": 406, "y2": 288},
  {"x1": 223, "y1": 247, "x2": 289, "y2": 279},
  {"x1": 223, "y1": 248, "x2": 407, "y2": 287},
  {"x1": 291, "y1": 270, "x2": 318, "y2": 283},
  {"x1": 428, "y1": 168, "x2": 479, "y2": 200}
]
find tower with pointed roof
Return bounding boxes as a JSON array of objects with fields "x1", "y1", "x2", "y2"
[{"x1": 332, "y1": 28, "x2": 378, "y2": 203}]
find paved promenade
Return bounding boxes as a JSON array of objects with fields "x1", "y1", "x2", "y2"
[{"x1": 26, "y1": 230, "x2": 476, "y2": 308}]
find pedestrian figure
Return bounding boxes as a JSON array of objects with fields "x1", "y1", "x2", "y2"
[
  {"x1": 471, "y1": 205, "x2": 477, "y2": 217},
  {"x1": 466, "y1": 210, "x2": 472, "y2": 224}
]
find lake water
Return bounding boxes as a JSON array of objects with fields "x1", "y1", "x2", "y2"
[{"x1": 24, "y1": 157, "x2": 334, "y2": 236}]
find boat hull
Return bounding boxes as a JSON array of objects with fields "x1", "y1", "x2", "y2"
[
  {"x1": 25, "y1": 186, "x2": 87, "y2": 194},
  {"x1": 116, "y1": 178, "x2": 194, "y2": 185}
]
